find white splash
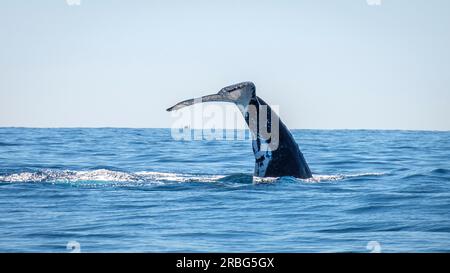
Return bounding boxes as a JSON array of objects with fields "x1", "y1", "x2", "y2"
[
  {"x1": 252, "y1": 176, "x2": 279, "y2": 184},
  {"x1": 0, "y1": 169, "x2": 137, "y2": 183},
  {"x1": 0, "y1": 169, "x2": 224, "y2": 184},
  {"x1": 0, "y1": 169, "x2": 386, "y2": 184},
  {"x1": 306, "y1": 172, "x2": 386, "y2": 183},
  {"x1": 135, "y1": 171, "x2": 224, "y2": 183}
]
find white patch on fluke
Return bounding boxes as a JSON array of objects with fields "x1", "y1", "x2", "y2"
[{"x1": 253, "y1": 148, "x2": 273, "y2": 177}]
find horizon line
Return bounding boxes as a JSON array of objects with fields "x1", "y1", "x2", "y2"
[{"x1": 0, "y1": 126, "x2": 449, "y2": 132}]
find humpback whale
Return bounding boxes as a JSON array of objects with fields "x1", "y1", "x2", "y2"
[{"x1": 167, "y1": 82, "x2": 312, "y2": 179}]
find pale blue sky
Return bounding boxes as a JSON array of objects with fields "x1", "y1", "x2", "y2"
[{"x1": 1, "y1": 0, "x2": 449, "y2": 130}]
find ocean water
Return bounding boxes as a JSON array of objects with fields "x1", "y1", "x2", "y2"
[{"x1": 0, "y1": 128, "x2": 449, "y2": 253}]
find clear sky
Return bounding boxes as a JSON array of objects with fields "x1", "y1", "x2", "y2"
[{"x1": 1, "y1": 0, "x2": 449, "y2": 130}]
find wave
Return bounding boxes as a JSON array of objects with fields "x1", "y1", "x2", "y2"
[
  {"x1": 0, "y1": 169, "x2": 386, "y2": 184},
  {"x1": 305, "y1": 172, "x2": 386, "y2": 182}
]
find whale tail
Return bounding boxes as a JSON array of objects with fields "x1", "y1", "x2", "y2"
[
  {"x1": 166, "y1": 82, "x2": 255, "y2": 112},
  {"x1": 166, "y1": 82, "x2": 312, "y2": 179}
]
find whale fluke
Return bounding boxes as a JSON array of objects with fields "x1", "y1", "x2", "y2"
[{"x1": 167, "y1": 82, "x2": 312, "y2": 179}]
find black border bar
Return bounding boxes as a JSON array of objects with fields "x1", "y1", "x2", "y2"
[{"x1": 0, "y1": 253, "x2": 448, "y2": 272}]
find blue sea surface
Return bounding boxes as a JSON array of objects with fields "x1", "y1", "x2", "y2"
[{"x1": 0, "y1": 128, "x2": 449, "y2": 252}]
